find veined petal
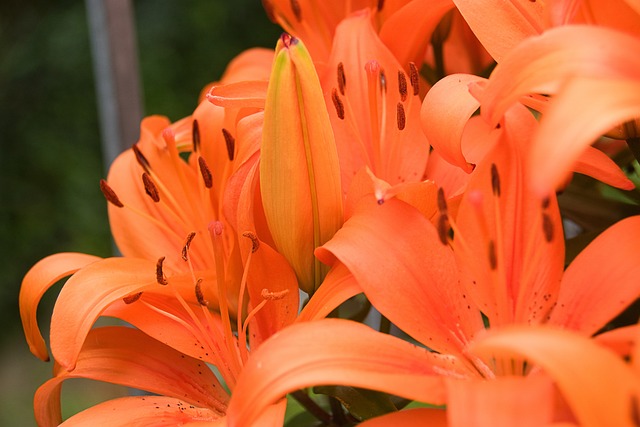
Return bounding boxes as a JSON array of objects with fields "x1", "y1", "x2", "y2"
[
  {"x1": 452, "y1": 0, "x2": 546, "y2": 62},
  {"x1": 260, "y1": 35, "x2": 343, "y2": 294},
  {"x1": 316, "y1": 197, "x2": 484, "y2": 356},
  {"x1": 19, "y1": 253, "x2": 101, "y2": 361},
  {"x1": 58, "y1": 396, "x2": 223, "y2": 427},
  {"x1": 420, "y1": 73, "x2": 484, "y2": 172},
  {"x1": 529, "y1": 77, "x2": 640, "y2": 195},
  {"x1": 358, "y1": 407, "x2": 447, "y2": 427},
  {"x1": 470, "y1": 325, "x2": 640, "y2": 427},
  {"x1": 227, "y1": 319, "x2": 463, "y2": 427},
  {"x1": 34, "y1": 326, "x2": 227, "y2": 427},
  {"x1": 480, "y1": 25, "x2": 640, "y2": 126},
  {"x1": 550, "y1": 215, "x2": 640, "y2": 335},
  {"x1": 297, "y1": 262, "x2": 362, "y2": 322}
]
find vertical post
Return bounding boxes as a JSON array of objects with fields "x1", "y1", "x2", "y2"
[{"x1": 85, "y1": 0, "x2": 143, "y2": 170}]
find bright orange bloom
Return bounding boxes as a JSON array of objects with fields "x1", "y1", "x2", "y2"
[{"x1": 225, "y1": 105, "x2": 640, "y2": 426}]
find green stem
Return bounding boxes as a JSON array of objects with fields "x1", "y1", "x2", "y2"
[{"x1": 291, "y1": 390, "x2": 332, "y2": 425}]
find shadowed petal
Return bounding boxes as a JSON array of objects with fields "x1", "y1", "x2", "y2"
[
  {"x1": 19, "y1": 253, "x2": 101, "y2": 362},
  {"x1": 358, "y1": 407, "x2": 448, "y2": 427}
]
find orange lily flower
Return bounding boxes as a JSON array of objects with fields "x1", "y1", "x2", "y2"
[{"x1": 225, "y1": 104, "x2": 640, "y2": 426}]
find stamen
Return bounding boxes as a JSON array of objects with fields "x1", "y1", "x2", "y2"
[
  {"x1": 221, "y1": 128, "x2": 235, "y2": 161},
  {"x1": 142, "y1": 173, "x2": 160, "y2": 203},
  {"x1": 437, "y1": 187, "x2": 448, "y2": 215},
  {"x1": 156, "y1": 256, "x2": 168, "y2": 285},
  {"x1": 99, "y1": 179, "x2": 124, "y2": 208},
  {"x1": 398, "y1": 71, "x2": 408, "y2": 102},
  {"x1": 261, "y1": 288, "x2": 290, "y2": 300},
  {"x1": 631, "y1": 394, "x2": 640, "y2": 427},
  {"x1": 437, "y1": 214, "x2": 451, "y2": 245},
  {"x1": 377, "y1": 0, "x2": 385, "y2": 11},
  {"x1": 123, "y1": 292, "x2": 143, "y2": 304},
  {"x1": 242, "y1": 231, "x2": 260, "y2": 253},
  {"x1": 331, "y1": 88, "x2": 345, "y2": 120},
  {"x1": 541, "y1": 196, "x2": 550, "y2": 210},
  {"x1": 488, "y1": 240, "x2": 497, "y2": 270},
  {"x1": 197, "y1": 156, "x2": 213, "y2": 188},
  {"x1": 132, "y1": 143, "x2": 151, "y2": 173},
  {"x1": 397, "y1": 102, "x2": 406, "y2": 131},
  {"x1": 337, "y1": 62, "x2": 346, "y2": 95},
  {"x1": 409, "y1": 62, "x2": 420, "y2": 96},
  {"x1": 380, "y1": 69, "x2": 387, "y2": 93},
  {"x1": 192, "y1": 119, "x2": 201, "y2": 152},
  {"x1": 541, "y1": 213, "x2": 554, "y2": 243},
  {"x1": 290, "y1": 0, "x2": 301, "y2": 21},
  {"x1": 195, "y1": 279, "x2": 208, "y2": 306},
  {"x1": 182, "y1": 232, "x2": 197, "y2": 261},
  {"x1": 490, "y1": 164, "x2": 501, "y2": 197}
]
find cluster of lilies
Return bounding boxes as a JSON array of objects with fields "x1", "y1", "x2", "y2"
[{"x1": 19, "y1": 0, "x2": 640, "y2": 426}]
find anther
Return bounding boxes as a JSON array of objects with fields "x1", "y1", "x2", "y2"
[
  {"x1": 142, "y1": 173, "x2": 160, "y2": 202},
  {"x1": 541, "y1": 196, "x2": 550, "y2": 210},
  {"x1": 99, "y1": 179, "x2": 124, "y2": 208},
  {"x1": 198, "y1": 156, "x2": 213, "y2": 188},
  {"x1": 221, "y1": 128, "x2": 235, "y2": 161},
  {"x1": 541, "y1": 213, "x2": 554, "y2": 243},
  {"x1": 437, "y1": 187, "x2": 448, "y2": 215},
  {"x1": 380, "y1": 69, "x2": 387, "y2": 93},
  {"x1": 488, "y1": 240, "x2": 497, "y2": 270},
  {"x1": 377, "y1": 0, "x2": 385, "y2": 11},
  {"x1": 156, "y1": 256, "x2": 168, "y2": 285},
  {"x1": 398, "y1": 71, "x2": 408, "y2": 102},
  {"x1": 123, "y1": 292, "x2": 143, "y2": 304},
  {"x1": 290, "y1": 0, "x2": 301, "y2": 21},
  {"x1": 337, "y1": 62, "x2": 346, "y2": 95},
  {"x1": 242, "y1": 231, "x2": 260, "y2": 253},
  {"x1": 331, "y1": 88, "x2": 345, "y2": 120},
  {"x1": 490, "y1": 164, "x2": 501, "y2": 197},
  {"x1": 261, "y1": 288, "x2": 290, "y2": 300},
  {"x1": 182, "y1": 232, "x2": 197, "y2": 261},
  {"x1": 132, "y1": 143, "x2": 151, "y2": 173},
  {"x1": 396, "y1": 102, "x2": 406, "y2": 131},
  {"x1": 630, "y1": 395, "x2": 640, "y2": 427},
  {"x1": 437, "y1": 214, "x2": 450, "y2": 245},
  {"x1": 192, "y1": 119, "x2": 201, "y2": 152},
  {"x1": 195, "y1": 279, "x2": 208, "y2": 306},
  {"x1": 409, "y1": 62, "x2": 420, "y2": 96}
]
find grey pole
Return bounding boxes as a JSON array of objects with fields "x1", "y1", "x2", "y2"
[{"x1": 85, "y1": 0, "x2": 143, "y2": 170}]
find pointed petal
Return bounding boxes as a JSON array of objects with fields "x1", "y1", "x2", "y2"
[
  {"x1": 206, "y1": 81, "x2": 268, "y2": 110},
  {"x1": 572, "y1": 145, "x2": 635, "y2": 191},
  {"x1": 260, "y1": 35, "x2": 343, "y2": 294},
  {"x1": 446, "y1": 375, "x2": 554, "y2": 427},
  {"x1": 471, "y1": 325, "x2": 640, "y2": 427},
  {"x1": 420, "y1": 73, "x2": 484, "y2": 172},
  {"x1": 58, "y1": 396, "x2": 223, "y2": 427},
  {"x1": 35, "y1": 326, "x2": 227, "y2": 427},
  {"x1": 19, "y1": 253, "x2": 101, "y2": 361},
  {"x1": 530, "y1": 77, "x2": 640, "y2": 195},
  {"x1": 227, "y1": 319, "x2": 464, "y2": 426},
  {"x1": 480, "y1": 25, "x2": 640, "y2": 126},
  {"x1": 316, "y1": 197, "x2": 484, "y2": 356},
  {"x1": 297, "y1": 262, "x2": 362, "y2": 322},
  {"x1": 379, "y1": 0, "x2": 455, "y2": 66},
  {"x1": 455, "y1": 106, "x2": 565, "y2": 326},
  {"x1": 358, "y1": 408, "x2": 448, "y2": 427},
  {"x1": 550, "y1": 215, "x2": 640, "y2": 335},
  {"x1": 595, "y1": 325, "x2": 639, "y2": 358}
]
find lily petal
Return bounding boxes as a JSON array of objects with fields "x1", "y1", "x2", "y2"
[
  {"x1": 19, "y1": 253, "x2": 101, "y2": 362},
  {"x1": 572, "y1": 145, "x2": 635, "y2": 191},
  {"x1": 471, "y1": 325, "x2": 640, "y2": 427},
  {"x1": 58, "y1": 396, "x2": 223, "y2": 427},
  {"x1": 316, "y1": 197, "x2": 484, "y2": 356},
  {"x1": 227, "y1": 319, "x2": 463, "y2": 426},
  {"x1": 206, "y1": 81, "x2": 268, "y2": 110},
  {"x1": 550, "y1": 215, "x2": 640, "y2": 335},
  {"x1": 35, "y1": 326, "x2": 228, "y2": 427},
  {"x1": 358, "y1": 407, "x2": 447, "y2": 427}
]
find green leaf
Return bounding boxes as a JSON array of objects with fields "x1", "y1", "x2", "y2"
[{"x1": 313, "y1": 386, "x2": 397, "y2": 421}]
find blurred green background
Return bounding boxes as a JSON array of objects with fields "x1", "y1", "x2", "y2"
[{"x1": 0, "y1": 1, "x2": 280, "y2": 425}]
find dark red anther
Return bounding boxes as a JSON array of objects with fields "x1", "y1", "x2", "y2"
[
  {"x1": 437, "y1": 187, "x2": 448, "y2": 215},
  {"x1": 156, "y1": 256, "x2": 168, "y2": 285},
  {"x1": 132, "y1": 143, "x2": 151, "y2": 173},
  {"x1": 437, "y1": 214, "x2": 450, "y2": 245},
  {"x1": 290, "y1": 0, "x2": 302, "y2": 21},
  {"x1": 488, "y1": 240, "x2": 497, "y2": 270},
  {"x1": 182, "y1": 232, "x2": 197, "y2": 261},
  {"x1": 195, "y1": 279, "x2": 208, "y2": 306},
  {"x1": 123, "y1": 292, "x2": 143, "y2": 304},
  {"x1": 409, "y1": 62, "x2": 420, "y2": 96},
  {"x1": 396, "y1": 102, "x2": 406, "y2": 131},
  {"x1": 542, "y1": 213, "x2": 554, "y2": 243},
  {"x1": 221, "y1": 128, "x2": 235, "y2": 161},
  {"x1": 491, "y1": 164, "x2": 501, "y2": 197},
  {"x1": 142, "y1": 173, "x2": 160, "y2": 203},
  {"x1": 198, "y1": 156, "x2": 213, "y2": 188},
  {"x1": 331, "y1": 88, "x2": 345, "y2": 120},
  {"x1": 337, "y1": 62, "x2": 346, "y2": 95},
  {"x1": 398, "y1": 71, "x2": 408, "y2": 102},
  {"x1": 99, "y1": 179, "x2": 124, "y2": 208},
  {"x1": 192, "y1": 119, "x2": 201, "y2": 152},
  {"x1": 242, "y1": 231, "x2": 260, "y2": 253}
]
